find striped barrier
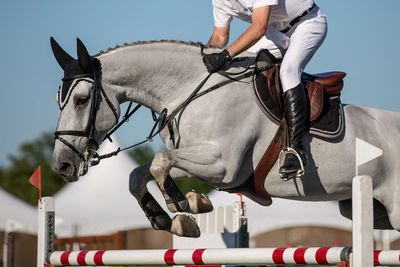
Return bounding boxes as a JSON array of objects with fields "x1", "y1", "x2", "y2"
[{"x1": 48, "y1": 247, "x2": 351, "y2": 266}]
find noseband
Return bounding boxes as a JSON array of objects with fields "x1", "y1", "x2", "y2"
[{"x1": 54, "y1": 64, "x2": 119, "y2": 170}]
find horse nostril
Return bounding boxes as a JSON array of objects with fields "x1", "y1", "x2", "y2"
[
  {"x1": 60, "y1": 162, "x2": 71, "y2": 172},
  {"x1": 57, "y1": 161, "x2": 78, "y2": 182}
]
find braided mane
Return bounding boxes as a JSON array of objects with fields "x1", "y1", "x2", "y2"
[{"x1": 95, "y1": 40, "x2": 205, "y2": 57}]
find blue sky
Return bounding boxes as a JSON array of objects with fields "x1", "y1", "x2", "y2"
[{"x1": 0, "y1": 0, "x2": 399, "y2": 167}]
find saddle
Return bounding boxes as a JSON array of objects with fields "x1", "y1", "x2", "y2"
[
  {"x1": 225, "y1": 50, "x2": 346, "y2": 206},
  {"x1": 253, "y1": 49, "x2": 346, "y2": 138}
]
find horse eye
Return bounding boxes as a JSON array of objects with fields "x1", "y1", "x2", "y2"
[{"x1": 76, "y1": 96, "x2": 90, "y2": 106}]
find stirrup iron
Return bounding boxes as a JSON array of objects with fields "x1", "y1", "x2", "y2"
[{"x1": 278, "y1": 147, "x2": 305, "y2": 181}]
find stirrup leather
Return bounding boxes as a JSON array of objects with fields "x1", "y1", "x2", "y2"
[{"x1": 278, "y1": 147, "x2": 305, "y2": 181}]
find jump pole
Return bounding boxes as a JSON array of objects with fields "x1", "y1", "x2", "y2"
[{"x1": 48, "y1": 247, "x2": 350, "y2": 266}]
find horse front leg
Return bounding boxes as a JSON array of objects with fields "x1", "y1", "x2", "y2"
[
  {"x1": 129, "y1": 162, "x2": 200, "y2": 237},
  {"x1": 150, "y1": 144, "x2": 225, "y2": 214}
]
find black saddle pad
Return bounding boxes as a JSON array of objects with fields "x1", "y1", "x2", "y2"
[{"x1": 252, "y1": 50, "x2": 344, "y2": 140}]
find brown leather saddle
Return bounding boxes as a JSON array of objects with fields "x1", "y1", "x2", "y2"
[
  {"x1": 253, "y1": 49, "x2": 346, "y2": 138},
  {"x1": 225, "y1": 49, "x2": 346, "y2": 206}
]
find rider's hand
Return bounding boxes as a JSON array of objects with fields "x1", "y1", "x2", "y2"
[{"x1": 202, "y1": 49, "x2": 232, "y2": 73}]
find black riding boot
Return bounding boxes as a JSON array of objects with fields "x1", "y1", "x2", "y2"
[{"x1": 279, "y1": 83, "x2": 308, "y2": 179}]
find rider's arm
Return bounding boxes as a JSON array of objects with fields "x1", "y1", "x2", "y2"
[
  {"x1": 228, "y1": 6, "x2": 271, "y2": 57},
  {"x1": 208, "y1": 26, "x2": 230, "y2": 48}
]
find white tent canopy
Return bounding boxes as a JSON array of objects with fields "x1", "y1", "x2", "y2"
[{"x1": 0, "y1": 187, "x2": 37, "y2": 234}]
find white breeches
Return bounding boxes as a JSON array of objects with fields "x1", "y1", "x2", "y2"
[{"x1": 247, "y1": 6, "x2": 327, "y2": 92}]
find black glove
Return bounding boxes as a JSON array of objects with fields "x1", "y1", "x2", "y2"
[{"x1": 202, "y1": 49, "x2": 232, "y2": 73}]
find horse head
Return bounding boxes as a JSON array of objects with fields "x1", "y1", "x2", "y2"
[{"x1": 50, "y1": 37, "x2": 120, "y2": 181}]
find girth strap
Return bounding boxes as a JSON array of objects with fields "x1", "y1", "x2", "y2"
[{"x1": 253, "y1": 119, "x2": 286, "y2": 199}]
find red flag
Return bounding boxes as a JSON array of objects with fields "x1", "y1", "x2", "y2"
[{"x1": 29, "y1": 165, "x2": 41, "y2": 201}]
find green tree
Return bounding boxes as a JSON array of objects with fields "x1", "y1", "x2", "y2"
[
  {"x1": 175, "y1": 178, "x2": 214, "y2": 195},
  {"x1": 128, "y1": 146, "x2": 154, "y2": 166},
  {"x1": 128, "y1": 146, "x2": 214, "y2": 195},
  {"x1": 0, "y1": 132, "x2": 66, "y2": 205}
]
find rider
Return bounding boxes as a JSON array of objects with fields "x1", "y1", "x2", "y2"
[{"x1": 202, "y1": 0, "x2": 327, "y2": 178}]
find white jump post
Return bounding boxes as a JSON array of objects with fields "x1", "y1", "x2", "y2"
[
  {"x1": 37, "y1": 197, "x2": 55, "y2": 267},
  {"x1": 352, "y1": 175, "x2": 373, "y2": 267}
]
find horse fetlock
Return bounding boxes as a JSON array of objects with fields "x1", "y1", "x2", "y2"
[
  {"x1": 150, "y1": 214, "x2": 172, "y2": 231},
  {"x1": 177, "y1": 199, "x2": 189, "y2": 211},
  {"x1": 166, "y1": 198, "x2": 189, "y2": 213},
  {"x1": 186, "y1": 191, "x2": 213, "y2": 214},
  {"x1": 140, "y1": 192, "x2": 172, "y2": 230},
  {"x1": 170, "y1": 214, "x2": 200, "y2": 238},
  {"x1": 163, "y1": 175, "x2": 189, "y2": 212}
]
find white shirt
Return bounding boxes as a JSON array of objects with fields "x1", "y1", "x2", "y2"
[{"x1": 212, "y1": 0, "x2": 315, "y2": 31}]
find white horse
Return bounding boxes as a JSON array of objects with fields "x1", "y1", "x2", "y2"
[{"x1": 50, "y1": 38, "x2": 400, "y2": 237}]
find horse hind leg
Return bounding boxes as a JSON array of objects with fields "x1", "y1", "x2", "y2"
[
  {"x1": 129, "y1": 163, "x2": 200, "y2": 237},
  {"x1": 338, "y1": 199, "x2": 394, "y2": 229},
  {"x1": 150, "y1": 146, "x2": 220, "y2": 215}
]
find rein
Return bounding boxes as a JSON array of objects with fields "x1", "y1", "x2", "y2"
[
  {"x1": 94, "y1": 58, "x2": 270, "y2": 164},
  {"x1": 90, "y1": 72, "x2": 213, "y2": 164}
]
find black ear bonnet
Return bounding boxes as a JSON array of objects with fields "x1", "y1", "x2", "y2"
[
  {"x1": 58, "y1": 58, "x2": 100, "y2": 106},
  {"x1": 50, "y1": 37, "x2": 101, "y2": 106}
]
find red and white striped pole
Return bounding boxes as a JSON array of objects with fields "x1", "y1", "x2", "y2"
[{"x1": 48, "y1": 247, "x2": 351, "y2": 266}]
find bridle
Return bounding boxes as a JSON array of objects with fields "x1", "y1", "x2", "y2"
[{"x1": 54, "y1": 59, "x2": 119, "y2": 173}]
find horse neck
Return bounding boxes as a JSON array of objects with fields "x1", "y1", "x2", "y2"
[{"x1": 97, "y1": 42, "x2": 207, "y2": 113}]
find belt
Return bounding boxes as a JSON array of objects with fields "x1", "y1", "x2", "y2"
[{"x1": 281, "y1": 3, "x2": 316, "y2": 33}]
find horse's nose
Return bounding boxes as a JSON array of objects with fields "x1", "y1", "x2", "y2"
[
  {"x1": 60, "y1": 161, "x2": 78, "y2": 181},
  {"x1": 60, "y1": 161, "x2": 72, "y2": 172},
  {"x1": 51, "y1": 158, "x2": 78, "y2": 182}
]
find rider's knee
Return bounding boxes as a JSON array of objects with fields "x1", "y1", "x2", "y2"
[{"x1": 280, "y1": 63, "x2": 301, "y2": 91}]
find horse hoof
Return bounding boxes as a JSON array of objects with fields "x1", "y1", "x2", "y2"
[
  {"x1": 186, "y1": 191, "x2": 213, "y2": 214},
  {"x1": 170, "y1": 214, "x2": 200, "y2": 238}
]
